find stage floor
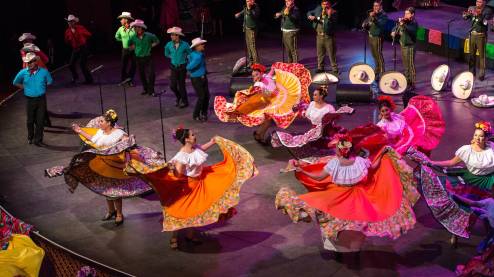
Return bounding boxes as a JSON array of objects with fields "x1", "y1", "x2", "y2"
[
  {"x1": 1, "y1": 30, "x2": 494, "y2": 276},
  {"x1": 388, "y1": 4, "x2": 494, "y2": 43}
]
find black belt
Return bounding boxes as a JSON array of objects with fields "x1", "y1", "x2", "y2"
[{"x1": 25, "y1": 94, "x2": 46, "y2": 99}]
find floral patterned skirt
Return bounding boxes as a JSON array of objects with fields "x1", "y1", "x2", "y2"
[
  {"x1": 144, "y1": 136, "x2": 258, "y2": 231},
  {"x1": 275, "y1": 150, "x2": 419, "y2": 250},
  {"x1": 214, "y1": 62, "x2": 311, "y2": 128}
]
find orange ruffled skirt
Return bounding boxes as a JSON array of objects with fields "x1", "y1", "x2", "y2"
[
  {"x1": 145, "y1": 137, "x2": 257, "y2": 231},
  {"x1": 276, "y1": 149, "x2": 419, "y2": 242}
]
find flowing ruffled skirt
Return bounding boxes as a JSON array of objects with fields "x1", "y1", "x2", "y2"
[
  {"x1": 214, "y1": 63, "x2": 311, "y2": 128},
  {"x1": 275, "y1": 149, "x2": 419, "y2": 250},
  {"x1": 395, "y1": 95, "x2": 445, "y2": 154},
  {"x1": 143, "y1": 137, "x2": 257, "y2": 231}
]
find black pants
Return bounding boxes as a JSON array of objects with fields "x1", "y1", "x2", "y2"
[
  {"x1": 69, "y1": 45, "x2": 93, "y2": 83},
  {"x1": 26, "y1": 95, "x2": 47, "y2": 143},
  {"x1": 191, "y1": 76, "x2": 210, "y2": 118},
  {"x1": 121, "y1": 48, "x2": 136, "y2": 82},
  {"x1": 136, "y1": 56, "x2": 155, "y2": 94},
  {"x1": 170, "y1": 64, "x2": 188, "y2": 104}
]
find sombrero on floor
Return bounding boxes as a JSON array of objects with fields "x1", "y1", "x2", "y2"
[
  {"x1": 431, "y1": 64, "x2": 450, "y2": 92},
  {"x1": 348, "y1": 63, "x2": 375, "y2": 85},
  {"x1": 451, "y1": 71, "x2": 474, "y2": 100},
  {"x1": 471, "y1": 94, "x2": 494, "y2": 108},
  {"x1": 379, "y1": 71, "x2": 407, "y2": 95}
]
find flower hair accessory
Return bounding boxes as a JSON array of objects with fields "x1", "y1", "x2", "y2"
[
  {"x1": 251, "y1": 63, "x2": 266, "y2": 74},
  {"x1": 475, "y1": 121, "x2": 492, "y2": 135},
  {"x1": 172, "y1": 125, "x2": 186, "y2": 141},
  {"x1": 334, "y1": 133, "x2": 353, "y2": 149},
  {"x1": 104, "y1": 109, "x2": 118, "y2": 121},
  {"x1": 377, "y1": 95, "x2": 396, "y2": 111}
]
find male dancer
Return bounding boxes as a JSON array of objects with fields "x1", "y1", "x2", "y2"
[
  {"x1": 115, "y1": 12, "x2": 136, "y2": 86},
  {"x1": 64, "y1": 14, "x2": 93, "y2": 84},
  {"x1": 129, "y1": 20, "x2": 160, "y2": 96},
  {"x1": 164, "y1": 27, "x2": 191, "y2": 108}
]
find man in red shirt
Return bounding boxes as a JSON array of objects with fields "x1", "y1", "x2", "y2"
[{"x1": 64, "y1": 14, "x2": 93, "y2": 84}]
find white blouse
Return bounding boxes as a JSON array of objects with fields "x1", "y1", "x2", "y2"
[
  {"x1": 253, "y1": 74, "x2": 276, "y2": 93},
  {"x1": 90, "y1": 129, "x2": 126, "y2": 148},
  {"x1": 323, "y1": 156, "x2": 371, "y2": 185},
  {"x1": 171, "y1": 148, "x2": 208, "y2": 178},
  {"x1": 377, "y1": 113, "x2": 406, "y2": 141},
  {"x1": 304, "y1": 101, "x2": 336, "y2": 125},
  {"x1": 455, "y1": 142, "x2": 494, "y2": 175}
]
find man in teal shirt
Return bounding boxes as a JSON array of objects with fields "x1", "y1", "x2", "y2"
[
  {"x1": 115, "y1": 12, "x2": 136, "y2": 86},
  {"x1": 129, "y1": 19, "x2": 159, "y2": 96},
  {"x1": 13, "y1": 53, "x2": 53, "y2": 146},
  {"x1": 164, "y1": 27, "x2": 191, "y2": 108},
  {"x1": 187, "y1": 38, "x2": 209, "y2": 121}
]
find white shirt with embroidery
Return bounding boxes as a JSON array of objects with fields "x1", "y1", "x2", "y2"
[
  {"x1": 456, "y1": 142, "x2": 494, "y2": 176},
  {"x1": 171, "y1": 148, "x2": 208, "y2": 178},
  {"x1": 90, "y1": 129, "x2": 126, "y2": 148},
  {"x1": 323, "y1": 156, "x2": 372, "y2": 186},
  {"x1": 305, "y1": 101, "x2": 336, "y2": 125}
]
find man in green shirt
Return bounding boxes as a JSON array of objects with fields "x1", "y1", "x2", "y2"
[
  {"x1": 307, "y1": 0, "x2": 338, "y2": 74},
  {"x1": 115, "y1": 12, "x2": 136, "y2": 86},
  {"x1": 235, "y1": 0, "x2": 261, "y2": 66},
  {"x1": 275, "y1": 0, "x2": 301, "y2": 63},
  {"x1": 362, "y1": 1, "x2": 388, "y2": 79},
  {"x1": 129, "y1": 19, "x2": 160, "y2": 96}
]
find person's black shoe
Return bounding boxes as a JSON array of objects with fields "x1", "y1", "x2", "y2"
[
  {"x1": 150, "y1": 93, "x2": 158, "y2": 97},
  {"x1": 28, "y1": 139, "x2": 33, "y2": 145},
  {"x1": 479, "y1": 76, "x2": 485, "y2": 81},
  {"x1": 200, "y1": 115, "x2": 208, "y2": 122},
  {"x1": 175, "y1": 99, "x2": 180, "y2": 107},
  {"x1": 140, "y1": 91, "x2": 148, "y2": 95},
  {"x1": 34, "y1": 141, "x2": 44, "y2": 147},
  {"x1": 127, "y1": 81, "x2": 135, "y2": 87},
  {"x1": 101, "y1": 211, "x2": 116, "y2": 221},
  {"x1": 316, "y1": 69, "x2": 324, "y2": 73},
  {"x1": 179, "y1": 102, "x2": 189, "y2": 109}
]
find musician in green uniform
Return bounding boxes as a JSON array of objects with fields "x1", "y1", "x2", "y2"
[
  {"x1": 307, "y1": 0, "x2": 339, "y2": 74},
  {"x1": 391, "y1": 7, "x2": 418, "y2": 93},
  {"x1": 235, "y1": 0, "x2": 261, "y2": 67},
  {"x1": 463, "y1": 0, "x2": 493, "y2": 81},
  {"x1": 362, "y1": 1, "x2": 388, "y2": 79},
  {"x1": 275, "y1": 0, "x2": 301, "y2": 63}
]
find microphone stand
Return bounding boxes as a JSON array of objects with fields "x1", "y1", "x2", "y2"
[
  {"x1": 158, "y1": 90, "x2": 167, "y2": 161},
  {"x1": 119, "y1": 78, "x2": 132, "y2": 133},
  {"x1": 91, "y1": 65, "x2": 104, "y2": 114}
]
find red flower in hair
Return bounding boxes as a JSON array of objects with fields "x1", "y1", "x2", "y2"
[
  {"x1": 475, "y1": 121, "x2": 492, "y2": 136},
  {"x1": 377, "y1": 95, "x2": 396, "y2": 111},
  {"x1": 251, "y1": 63, "x2": 266, "y2": 74}
]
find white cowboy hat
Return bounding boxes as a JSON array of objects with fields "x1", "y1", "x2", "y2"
[
  {"x1": 167, "y1": 26, "x2": 184, "y2": 36},
  {"x1": 471, "y1": 94, "x2": 494, "y2": 108},
  {"x1": 431, "y1": 64, "x2": 450, "y2": 92},
  {"x1": 232, "y1": 57, "x2": 247, "y2": 74},
  {"x1": 379, "y1": 71, "x2": 407, "y2": 95},
  {"x1": 22, "y1": 52, "x2": 39, "y2": 63},
  {"x1": 65, "y1": 14, "x2": 79, "y2": 22},
  {"x1": 452, "y1": 71, "x2": 474, "y2": 100},
  {"x1": 18, "y1": 33, "x2": 36, "y2": 42},
  {"x1": 130, "y1": 19, "x2": 147, "y2": 29},
  {"x1": 22, "y1": 43, "x2": 40, "y2": 53},
  {"x1": 348, "y1": 63, "x2": 375, "y2": 85},
  {"x1": 312, "y1": 72, "x2": 339, "y2": 85},
  {"x1": 117, "y1": 12, "x2": 134, "y2": 20},
  {"x1": 190, "y1": 37, "x2": 207, "y2": 48}
]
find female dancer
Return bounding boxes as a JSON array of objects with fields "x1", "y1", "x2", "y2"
[
  {"x1": 271, "y1": 86, "x2": 349, "y2": 152},
  {"x1": 276, "y1": 134, "x2": 419, "y2": 252},
  {"x1": 143, "y1": 128, "x2": 257, "y2": 249},
  {"x1": 215, "y1": 62, "x2": 311, "y2": 143},
  {"x1": 46, "y1": 110, "x2": 158, "y2": 226},
  {"x1": 376, "y1": 95, "x2": 445, "y2": 154}
]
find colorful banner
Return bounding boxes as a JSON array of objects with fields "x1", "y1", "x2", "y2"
[
  {"x1": 487, "y1": 44, "x2": 494, "y2": 60},
  {"x1": 446, "y1": 35, "x2": 460, "y2": 49},
  {"x1": 428, "y1": 29, "x2": 442, "y2": 46},
  {"x1": 417, "y1": 27, "x2": 426, "y2": 41}
]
